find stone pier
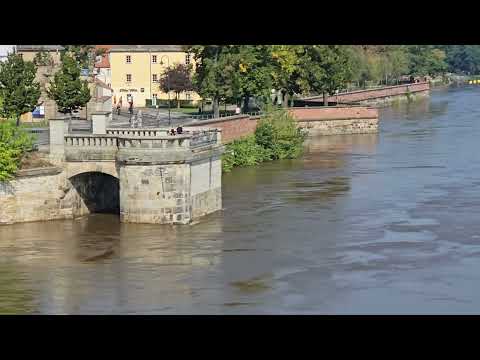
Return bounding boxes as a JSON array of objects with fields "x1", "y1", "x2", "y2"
[{"x1": 0, "y1": 113, "x2": 224, "y2": 225}]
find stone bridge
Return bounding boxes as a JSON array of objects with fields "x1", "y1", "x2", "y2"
[{"x1": 45, "y1": 112, "x2": 224, "y2": 225}]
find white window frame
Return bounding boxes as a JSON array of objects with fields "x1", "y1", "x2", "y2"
[
  {"x1": 126, "y1": 74, "x2": 132, "y2": 82},
  {"x1": 126, "y1": 55, "x2": 131, "y2": 64},
  {"x1": 152, "y1": 55, "x2": 157, "y2": 63}
]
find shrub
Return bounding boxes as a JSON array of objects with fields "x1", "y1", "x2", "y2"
[
  {"x1": 0, "y1": 119, "x2": 35, "y2": 181},
  {"x1": 255, "y1": 109, "x2": 306, "y2": 160},
  {"x1": 222, "y1": 109, "x2": 306, "y2": 172},
  {"x1": 222, "y1": 136, "x2": 272, "y2": 172}
]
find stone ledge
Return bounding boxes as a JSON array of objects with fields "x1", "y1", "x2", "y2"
[
  {"x1": 15, "y1": 166, "x2": 62, "y2": 178},
  {"x1": 297, "y1": 117, "x2": 378, "y2": 122}
]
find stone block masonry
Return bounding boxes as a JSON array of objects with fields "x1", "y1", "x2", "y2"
[
  {"x1": 289, "y1": 107, "x2": 379, "y2": 136},
  {"x1": 0, "y1": 168, "x2": 93, "y2": 224},
  {"x1": 1, "y1": 120, "x2": 225, "y2": 225},
  {"x1": 186, "y1": 107, "x2": 379, "y2": 141}
]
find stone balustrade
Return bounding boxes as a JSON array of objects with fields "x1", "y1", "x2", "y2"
[
  {"x1": 107, "y1": 128, "x2": 169, "y2": 137},
  {"x1": 65, "y1": 134, "x2": 118, "y2": 147},
  {"x1": 64, "y1": 134, "x2": 119, "y2": 161},
  {"x1": 63, "y1": 129, "x2": 221, "y2": 162},
  {"x1": 117, "y1": 135, "x2": 191, "y2": 150}
]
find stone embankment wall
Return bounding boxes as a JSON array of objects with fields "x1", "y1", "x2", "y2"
[
  {"x1": 0, "y1": 167, "x2": 90, "y2": 224},
  {"x1": 303, "y1": 82, "x2": 430, "y2": 106},
  {"x1": 186, "y1": 106, "x2": 379, "y2": 142},
  {"x1": 289, "y1": 107, "x2": 379, "y2": 136}
]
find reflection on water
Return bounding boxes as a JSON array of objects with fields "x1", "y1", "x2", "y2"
[{"x1": 4, "y1": 86, "x2": 480, "y2": 313}]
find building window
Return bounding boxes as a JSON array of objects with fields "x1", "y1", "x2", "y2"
[
  {"x1": 152, "y1": 74, "x2": 158, "y2": 82},
  {"x1": 126, "y1": 74, "x2": 132, "y2": 82},
  {"x1": 152, "y1": 55, "x2": 157, "y2": 63},
  {"x1": 186, "y1": 92, "x2": 191, "y2": 100},
  {"x1": 185, "y1": 53, "x2": 190, "y2": 65},
  {"x1": 126, "y1": 55, "x2": 131, "y2": 64}
]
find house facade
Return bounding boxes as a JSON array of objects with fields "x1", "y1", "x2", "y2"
[{"x1": 110, "y1": 45, "x2": 200, "y2": 108}]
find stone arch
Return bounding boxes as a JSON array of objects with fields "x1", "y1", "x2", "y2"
[
  {"x1": 66, "y1": 162, "x2": 119, "y2": 180},
  {"x1": 69, "y1": 171, "x2": 120, "y2": 216}
]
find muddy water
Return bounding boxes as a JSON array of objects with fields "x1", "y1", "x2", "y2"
[{"x1": 2, "y1": 86, "x2": 480, "y2": 314}]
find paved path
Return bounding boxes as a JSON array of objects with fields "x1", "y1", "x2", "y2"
[{"x1": 111, "y1": 108, "x2": 193, "y2": 128}]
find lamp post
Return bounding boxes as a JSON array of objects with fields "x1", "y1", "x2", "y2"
[{"x1": 160, "y1": 55, "x2": 171, "y2": 126}]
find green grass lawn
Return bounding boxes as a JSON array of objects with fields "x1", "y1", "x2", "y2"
[{"x1": 170, "y1": 107, "x2": 201, "y2": 114}]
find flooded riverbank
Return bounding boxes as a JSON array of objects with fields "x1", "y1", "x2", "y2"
[{"x1": 2, "y1": 86, "x2": 480, "y2": 314}]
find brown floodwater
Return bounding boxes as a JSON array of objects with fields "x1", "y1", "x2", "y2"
[{"x1": 2, "y1": 86, "x2": 480, "y2": 314}]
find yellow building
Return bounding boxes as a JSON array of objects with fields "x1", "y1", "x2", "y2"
[{"x1": 110, "y1": 45, "x2": 200, "y2": 108}]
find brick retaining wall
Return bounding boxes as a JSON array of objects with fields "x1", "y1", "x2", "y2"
[
  {"x1": 185, "y1": 106, "x2": 379, "y2": 142},
  {"x1": 186, "y1": 115, "x2": 258, "y2": 144}
]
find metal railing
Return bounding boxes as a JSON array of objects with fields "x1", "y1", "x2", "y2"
[{"x1": 25, "y1": 128, "x2": 50, "y2": 146}]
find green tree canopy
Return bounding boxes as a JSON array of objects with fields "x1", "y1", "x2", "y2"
[
  {"x1": 407, "y1": 45, "x2": 447, "y2": 77},
  {"x1": 159, "y1": 63, "x2": 194, "y2": 108},
  {"x1": 0, "y1": 53, "x2": 41, "y2": 126},
  {"x1": 298, "y1": 45, "x2": 353, "y2": 105},
  {"x1": 268, "y1": 45, "x2": 303, "y2": 106},
  {"x1": 61, "y1": 45, "x2": 95, "y2": 69},
  {"x1": 189, "y1": 45, "x2": 241, "y2": 118},
  {"x1": 47, "y1": 54, "x2": 91, "y2": 115}
]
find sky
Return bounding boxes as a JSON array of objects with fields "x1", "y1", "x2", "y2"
[{"x1": 0, "y1": 45, "x2": 14, "y2": 56}]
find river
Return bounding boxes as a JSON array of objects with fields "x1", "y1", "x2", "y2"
[{"x1": 2, "y1": 86, "x2": 480, "y2": 314}]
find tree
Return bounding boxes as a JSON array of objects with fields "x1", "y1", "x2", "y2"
[
  {"x1": 61, "y1": 45, "x2": 95, "y2": 70},
  {"x1": 298, "y1": 45, "x2": 354, "y2": 106},
  {"x1": 159, "y1": 64, "x2": 194, "y2": 108},
  {"x1": 407, "y1": 45, "x2": 447, "y2": 77},
  {"x1": 189, "y1": 45, "x2": 240, "y2": 118},
  {"x1": 0, "y1": 119, "x2": 34, "y2": 181},
  {"x1": 0, "y1": 54, "x2": 41, "y2": 126},
  {"x1": 47, "y1": 54, "x2": 91, "y2": 116},
  {"x1": 269, "y1": 45, "x2": 303, "y2": 107},
  {"x1": 443, "y1": 45, "x2": 480, "y2": 75},
  {"x1": 33, "y1": 50, "x2": 54, "y2": 67},
  {"x1": 235, "y1": 45, "x2": 273, "y2": 113}
]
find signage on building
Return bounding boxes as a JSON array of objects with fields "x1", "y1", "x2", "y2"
[
  {"x1": 32, "y1": 105, "x2": 45, "y2": 118},
  {"x1": 120, "y1": 88, "x2": 138, "y2": 92}
]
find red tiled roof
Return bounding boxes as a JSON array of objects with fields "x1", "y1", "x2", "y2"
[
  {"x1": 95, "y1": 45, "x2": 112, "y2": 68},
  {"x1": 95, "y1": 56, "x2": 110, "y2": 68}
]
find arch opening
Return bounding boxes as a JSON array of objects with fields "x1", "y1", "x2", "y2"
[{"x1": 70, "y1": 172, "x2": 120, "y2": 215}]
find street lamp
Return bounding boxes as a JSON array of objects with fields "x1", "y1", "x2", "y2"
[{"x1": 159, "y1": 55, "x2": 171, "y2": 126}]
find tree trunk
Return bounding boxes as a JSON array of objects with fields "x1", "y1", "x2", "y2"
[
  {"x1": 242, "y1": 96, "x2": 249, "y2": 114},
  {"x1": 213, "y1": 97, "x2": 220, "y2": 118},
  {"x1": 16, "y1": 116, "x2": 20, "y2": 127},
  {"x1": 290, "y1": 94, "x2": 294, "y2": 108},
  {"x1": 323, "y1": 92, "x2": 328, "y2": 106},
  {"x1": 283, "y1": 92, "x2": 289, "y2": 108},
  {"x1": 177, "y1": 93, "x2": 180, "y2": 109}
]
